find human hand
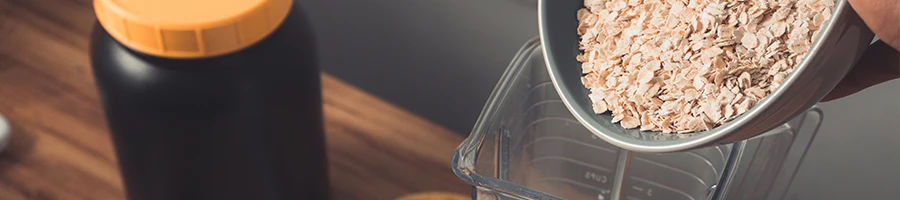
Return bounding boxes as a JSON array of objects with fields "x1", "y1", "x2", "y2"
[{"x1": 821, "y1": 0, "x2": 900, "y2": 102}]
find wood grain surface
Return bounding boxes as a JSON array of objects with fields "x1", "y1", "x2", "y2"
[{"x1": 0, "y1": 0, "x2": 471, "y2": 199}]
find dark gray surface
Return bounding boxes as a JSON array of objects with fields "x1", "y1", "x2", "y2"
[
  {"x1": 304, "y1": 0, "x2": 538, "y2": 134},
  {"x1": 785, "y1": 80, "x2": 900, "y2": 200}
]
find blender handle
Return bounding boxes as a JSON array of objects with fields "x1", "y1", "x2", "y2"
[{"x1": 769, "y1": 105, "x2": 825, "y2": 200}]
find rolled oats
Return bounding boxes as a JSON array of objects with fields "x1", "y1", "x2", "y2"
[{"x1": 576, "y1": 0, "x2": 835, "y2": 133}]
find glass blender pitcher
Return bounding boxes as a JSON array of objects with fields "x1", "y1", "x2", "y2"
[{"x1": 451, "y1": 38, "x2": 823, "y2": 200}]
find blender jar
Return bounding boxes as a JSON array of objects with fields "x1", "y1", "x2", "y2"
[{"x1": 451, "y1": 38, "x2": 823, "y2": 200}]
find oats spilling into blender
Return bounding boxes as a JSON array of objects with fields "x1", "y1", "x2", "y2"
[{"x1": 575, "y1": 0, "x2": 835, "y2": 133}]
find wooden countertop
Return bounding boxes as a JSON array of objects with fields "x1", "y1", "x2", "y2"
[{"x1": 0, "y1": 0, "x2": 471, "y2": 199}]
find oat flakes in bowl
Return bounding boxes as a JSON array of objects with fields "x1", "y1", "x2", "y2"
[
  {"x1": 577, "y1": 0, "x2": 835, "y2": 133},
  {"x1": 539, "y1": 0, "x2": 874, "y2": 152}
]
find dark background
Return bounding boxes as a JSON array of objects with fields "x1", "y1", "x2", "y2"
[
  {"x1": 301, "y1": 1, "x2": 900, "y2": 199},
  {"x1": 304, "y1": 0, "x2": 538, "y2": 134}
]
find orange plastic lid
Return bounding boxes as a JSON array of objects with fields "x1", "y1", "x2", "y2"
[{"x1": 94, "y1": 0, "x2": 293, "y2": 59}]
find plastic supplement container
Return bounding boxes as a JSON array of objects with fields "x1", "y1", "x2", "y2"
[
  {"x1": 89, "y1": 0, "x2": 328, "y2": 199},
  {"x1": 451, "y1": 38, "x2": 823, "y2": 200}
]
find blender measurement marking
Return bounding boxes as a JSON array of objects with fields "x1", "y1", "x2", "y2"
[
  {"x1": 584, "y1": 171, "x2": 608, "y2": 183},
  {"x1": 632, "y1": 186, "x2": 653, "y2": 196}
]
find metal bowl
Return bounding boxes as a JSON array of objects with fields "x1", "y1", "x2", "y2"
[{"x1": 538, "y1": 0, "x2": 874, "y2": 153}]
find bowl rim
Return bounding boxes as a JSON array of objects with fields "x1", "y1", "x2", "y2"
[{"x1": 537, "y1": 0, "x2": 850, "y2": 152}]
